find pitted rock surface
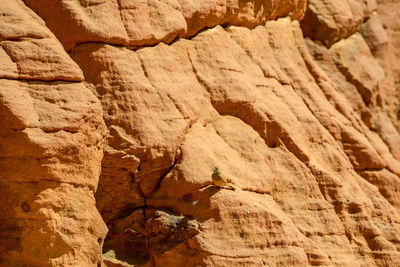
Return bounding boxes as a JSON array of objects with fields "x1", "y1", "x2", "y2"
[{"x1": 1, "y1": 0, "x2": 400, "y2": 266}]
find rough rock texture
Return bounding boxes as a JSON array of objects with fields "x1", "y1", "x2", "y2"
[
  {"x1": 0, "y1": 0, "x2": 107, "y2": 266},
  {"x1": 1, "y1": 0, "x2": 400, "y2": 266},
  {"x1": 300, "y1": 0, "x2": 377, "y2": 47},
  {"x1": 22, "y1": 0, "x2": 307, "y2": 51}
]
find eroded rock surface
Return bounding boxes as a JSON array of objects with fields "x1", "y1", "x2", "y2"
[
  {"x1": 0, "y1": 1, "x2": 106, "y2": 266},
  {"x1": 1, "y1": 0, "x2": 400, "y2": 266},
  {"x1": 22, "y1": 0, "x2": 307, "y2": 51}
]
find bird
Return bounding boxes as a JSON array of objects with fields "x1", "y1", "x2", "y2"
[{"x1": 212, "y1": 166, "x2": 235, "y2": 190}]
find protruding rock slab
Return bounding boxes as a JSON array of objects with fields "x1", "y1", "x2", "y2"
[{"x1": 23, "y1": 0, "x2": 307, "y2": 50}]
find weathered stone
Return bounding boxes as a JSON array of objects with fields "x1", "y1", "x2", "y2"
[
  {"x1": 22, "y1": 0, "x2": 307, "y2": 50},
  {"x1": 301, "y1": 0, "x2": 376, "y2": 47},
  {"x1": 0, "y1": 1, "x2": 107, "y2": 266},
  {"x1": 1, "y1": 0, "x2": 400, "y2": 266}
]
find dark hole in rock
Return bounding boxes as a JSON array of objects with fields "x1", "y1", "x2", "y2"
[{"x1": 21, "y1": 202, "x2": 31, "y2": 212}]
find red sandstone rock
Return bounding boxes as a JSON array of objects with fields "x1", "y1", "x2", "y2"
[
  {"x1": 301, "y1": 0, "x2": 376, "y2": 47},
  {"x1": 1, "y1": 0, "x2": 400, "y2": 266},
  {"x1": 22, "y1": 0, "x2": 307, "y2": 51},
  {"x1": 0, "y1": 0, "x2": 106, "y2": 266}
]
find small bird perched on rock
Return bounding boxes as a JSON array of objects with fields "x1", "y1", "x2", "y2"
[{"x1": 212, "y1": 166, "x2": 235, "y2": 190}]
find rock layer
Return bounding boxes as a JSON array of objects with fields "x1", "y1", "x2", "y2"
[
  {"x1": 22, "y1": 0, "x2": 307, "y2": 51},
  {"x1": 1, "y1": 0, "x2": 400, "y2": 266}
]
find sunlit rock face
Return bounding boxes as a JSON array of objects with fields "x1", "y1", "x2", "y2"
[{"x1": 1, "y1": 0, "x2": 400, "y2": 266}]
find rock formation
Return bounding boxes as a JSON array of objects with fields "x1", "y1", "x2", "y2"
[{"x1": 1, "y1": 0, "x2": 400, "y2": 266}]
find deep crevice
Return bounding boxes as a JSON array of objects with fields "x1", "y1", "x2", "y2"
[
  {"x1": 0, "y1": 76, "x2": 83, "y2": 84},
  {"x1": 148, "y1": 148, "x2": 183, "y2": 197}
]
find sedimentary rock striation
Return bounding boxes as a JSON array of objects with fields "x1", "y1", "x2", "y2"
[
  {"x1": 1, "y1": 0, "x2": 400, "y2": 266},
  {"x1": 0, "y1": 0, "x2": 107, "y2": 266}
]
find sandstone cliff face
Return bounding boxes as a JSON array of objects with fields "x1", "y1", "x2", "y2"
[
  {"x1": 0, "y1": 1, "x2": 107, "y2": 266},
  {"x1": 1, "y1": 0, "x2": 400, "y2": 266}
]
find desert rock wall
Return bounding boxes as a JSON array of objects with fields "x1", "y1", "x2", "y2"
[
  {"x1": 1, "y1": 0, "x2": 400, "y2": 266},
  {"x1": 0, "y1": 0, "x2": 107, "y2": 266},
  {"x1": 22, "y1": 0, "x2": 307, "y2": 50}
]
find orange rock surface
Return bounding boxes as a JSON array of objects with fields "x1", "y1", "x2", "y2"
[{"x1": 1, "y1": 0, "x2": 400, "y2": 266}]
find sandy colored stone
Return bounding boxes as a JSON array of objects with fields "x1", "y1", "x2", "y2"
[
  {"x1": 2, "y1": 0, "x2": 400, "y2": 266},
  {"x1": 0, "y1": 80, "x2": 108, "y2": 266},
  {"x1": 301, "y1": 0, "x2": 375, "y2": 47},
  {"x1": 372, "y1": 0, "x2": 400, "y2": 130},
  {"x1": 0, "y1": 0, "x2": 83, "y2": 81},
  {"x1": 23, "y1": 0, "x2": 307, "y2": 50},
  {"x1": 360, "y1": 14, "x2": 389, "y2": 57},
  {"x1": 67, "y1": 13, "x2": 400, "y2": 266},
  {"x1": 373, "y1": 113, "x2": 400, "y2": 162},
  {"x1": 329, "y1": 33, "x2": 385, "y2": 106},
  {"x1": 0, "y1": 0, "x2": 107, "y2": 266}
]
